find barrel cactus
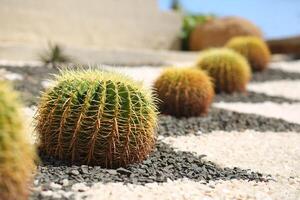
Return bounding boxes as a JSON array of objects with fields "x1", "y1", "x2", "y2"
[
  {"x1": 226, "y1": 36, "x2": 271, "y2": 71},
  {"x1": 0, "y1": 81, "x2": 36, "y2": 200},
  {"x1": 196, "y1": 48, "x2": 252, "y2": 93},
  {"x1": 189, "y1": 16, "x2": 262, "y2": 51},
  {"x1": 154, "y1": 68, "x2": 214, "y2": 117},
  {"x1": 36, "y1": 69, "x2": 158, "y2": 168}
]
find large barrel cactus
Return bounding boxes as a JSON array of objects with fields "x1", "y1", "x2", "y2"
[
  {"x1": 36, "y1": 70, "x2": 158, "y2": 168},
  {"x1": 0, "y1": 81, "x2": 36, "y2": 200}
]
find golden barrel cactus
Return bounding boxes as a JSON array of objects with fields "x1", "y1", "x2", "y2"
[
  {"x1": 196, "y1": 48, "x2": 252, "y2": 93},
  {"x1": 154, "y1": 68, "x2": 214, "y2": 117},
  {"x1": 36, "y1": 69, "x2": 158, "y2": 168},
  {"x1": 226, "y1": 36, "x2": 271, "y2": 71},
  {"x1": 0, "y1": 81, "x2": 36, "y2": 200}
]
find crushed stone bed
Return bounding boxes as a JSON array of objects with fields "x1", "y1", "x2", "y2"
[
  {"x1": 162, "y1": 130, "x2": 300, "y2": 177},
  {"x1": 248, "y1": 80, "x2": 300, "y2": 100},
  {"x1": 158, "y1": 107, "x2": 300, "y2": 136},
  {"x1": 31, "y1": 141, "x2": 269, "y2": 199},
  {"x1": 214, "y1": 102, "x2": 300, "y2": 125},
  {"x1": 1, "y1": 60, "x2": 300, "y2": 200}
]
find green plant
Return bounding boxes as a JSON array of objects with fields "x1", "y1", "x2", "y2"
[
  {"x1": 0, "y1": 81, "x2": 36, "y2": 200},
  {"x1": 226, "y1": 36, "x2": 271, "y2": 71},
  {"x1": 196, "y1": 48, "x2": 252, "y2": 93},
  {"x1": 154, "y1": 68, "x2": 214, "y2": 117},
  {"x1": 181, "y1": 14, "x2": 215, "y2": 50},
  {"x1": 36, "y1": 69, "x2": 158, "y2": 168},
  {"x1": 39, "y1": 43, "x2": 71, "y2": 68}
]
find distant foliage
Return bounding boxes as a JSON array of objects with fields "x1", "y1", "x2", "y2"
[
  {"x1": 0, "y1": 81, "x2": 36, "y2": 200},
  {"x1": 39, "y1": 43, "x2": 72, "y2": 68},
  {"x1": 36, "y1": 69, "x2": 158, "y2": 168},
  {"x1": 181, "y1": 14, "x2": 215, "y2": 50},
  {"x1": 154, "y1": 68, "x2": 214, "y2": 117},
  {"x1": 226, "y1": 36, "x2": 271, "y2": 71},
  {"x1": 196, "y1": 48, "x2": 252, "y2": 93}
]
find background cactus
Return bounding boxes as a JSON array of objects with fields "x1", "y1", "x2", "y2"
[
  {"x1": 36, "y1": 69, "x2": 158, "y2": 168},
  {"x1": 154, "y1": 68, "x2": 214, "y2": 118},
  {"x1": 189, "y1": 16, "x2": 262, "y2": 51},
  {"x1": 226, "y1": 36, "x2": 271, "y2": 71},
  {"x1": 0, "y1": 81, "x2": 36, "y2": 200},
  {"x1": 196, "y1": 48, "x2": 252, "y2": 93}
]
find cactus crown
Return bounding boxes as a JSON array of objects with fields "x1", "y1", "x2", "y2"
[
  {"x1": 36, "y1": 69, "x2": 158, "y2": 168},
  {"x1": 196, "y1": 48, "x2": 251, "y2": 93},
  {"x1": 226, "y1": 36, "x2": 271, "y2": 71},
  {"x1": 0, "y1": 81, "x2": 35, "y2": 200},
  {"x1": 154, "y1": 67, "x2": 214, "y2": 117}
]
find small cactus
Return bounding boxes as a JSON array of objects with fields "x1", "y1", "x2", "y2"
[
  {"x1": 154, "y1": 68, "x2": 214, "y2": 117},
  {"x1": 0, "y1": 81, "x2": 36, "y2": 200},
  {"x1": 196, "y1": 48, "x2": 252, "y2": 93},
  {"x1": 36, "y1": 69, "x2": 158, "y2": 168},
  {"x1": 226, "y1": 36, "x2": 271, "y2": 71}
]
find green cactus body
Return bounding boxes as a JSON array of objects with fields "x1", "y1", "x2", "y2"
[
  {"x1": 226, "y1": 36, "x2": 271, "y2": 71},
  {"x1": 196, "y1": 48, "x2": 252, "y2": 93},
  {"x1": 36, "y1": 70, "x2": 158, "y2": 168},
  {"x1": 154, "y1": 68, "x2": 214, "y2": 118},
  {"x1": 0, "y1": 81, "x2": 35, "y2": 200}
]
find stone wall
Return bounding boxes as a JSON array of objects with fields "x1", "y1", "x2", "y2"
[{"x1": 0, "y1": 0, "x2": 181, "y2": 50}]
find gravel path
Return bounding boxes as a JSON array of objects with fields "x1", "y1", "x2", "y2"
[
  {"x1": 248, "y1": 80, "x2": 300, "y2": 100},
  {"x1": 71, "y1": 177, "x2": 300, "y2": 200},
  {"x1": 270, "y1": 60, "x2": 300, "y2": 73},
  {"x1": 1, "y1": 59, "x2": 300, "y2": 199},
  {"x1": 214, "y1": 102, "x2": 300, "y2": 124},
  {"x1": 162, "y1": 130, "x2": 300, "y2": 177}
]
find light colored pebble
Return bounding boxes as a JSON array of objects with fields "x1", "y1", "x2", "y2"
[
  {"x1": 62, "y1": 179, "x2": 69, "y2": 186},
  {"x1": 248, "y1": 80, "x2": 300, "y2": 100},
  {"x1": 161, "y1": 130, "x2": 300, "y2": 177},
  {"x1": 214, "y1": 102, "x2": 300, "y2": 124},
  {"x1": 50, "y1": 182, "x2": 62, "y2": 190},
  {"x1": 41, "y1": 190, "x2": 53, "y2": 197},
  {"x1": 73, "y1": 177, "x2": 300, "y2": 200},
  {"x1": 72, "y1": 183, "x2": 89, "y2": 192}
]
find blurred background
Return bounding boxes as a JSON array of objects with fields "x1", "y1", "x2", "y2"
[{"x1": 0, "y1": 0, "x2": 299, "y2": 64}]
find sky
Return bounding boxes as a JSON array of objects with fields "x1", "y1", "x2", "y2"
[{"x1": 159, "y1": 0, "x2": 300, "y2": 39}]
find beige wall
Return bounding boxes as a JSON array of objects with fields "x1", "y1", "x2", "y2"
[{"x1": 0, "y1": 0, "x2": 181, "y2": 50}]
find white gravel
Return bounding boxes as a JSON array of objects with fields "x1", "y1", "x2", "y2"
[
  {"x1": 214, "y1": 102, "x2": 300, "y2": 124},
  {"x1": 66, "y1": 177, "x2": 300, "y2": 200},
  {"x1": 270, "y1": 60, "x2": 300, "y2": 73},
  {"x1": 161, "y1": 130, "x2": 300, "y2": 177},
  {"x1": 248, "y1": 80, "x2": 300, "y2": 100},
  {"x1": 0, "y1": 68, "x2": 23, "y2": 81}
]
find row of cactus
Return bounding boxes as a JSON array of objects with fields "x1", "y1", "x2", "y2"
[{"x1": 0, "y1": 82, "x2": 36, "y2": 200}]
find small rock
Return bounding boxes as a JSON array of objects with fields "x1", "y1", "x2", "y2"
[
  {"x1": 117, "y1": 168, "x2": 132, "y2": 176},
  {"x1": 70, "y1": 169, "x2": 80, "y2": 176},
  {"x1": 50, "y1": 182, "x2": 62, "y2": 190}
]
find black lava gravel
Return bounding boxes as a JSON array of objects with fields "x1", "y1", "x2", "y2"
[
  {"x1": 251, "y1": 68, "x2": 300, "y2": 82},
  {"x1": 214, "y1": 91, "x2": 299, "y2": 103},
  {"x1": 32, "y1": 142, "x2": 269, "y2": 197},
  {"x1": 158, "y1": 107, "x2": 300, "y2": 137}
]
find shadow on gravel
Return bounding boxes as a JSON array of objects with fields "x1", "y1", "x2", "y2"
[
  {"x1": 251, "y1": 68, "x2": 300, "y2": 82},
  {"x1": 35, "y1": 141, "x2": 270, "y2": 192},
  {"x1": 159, "y1": 108, "x2": 300, "y2": 137}
]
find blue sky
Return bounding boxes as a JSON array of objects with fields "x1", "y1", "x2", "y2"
[{"x1": 159, "y1": 0, "x2": 300, "y2": 39}]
